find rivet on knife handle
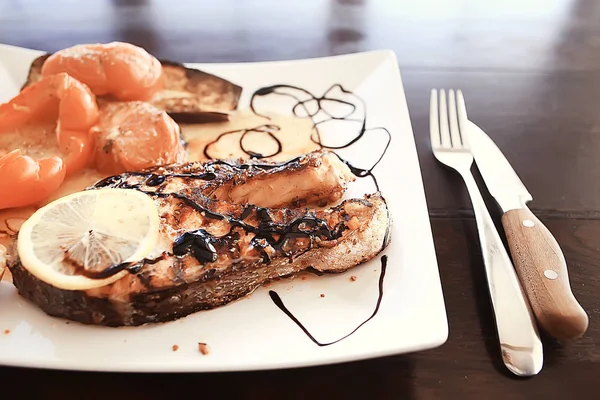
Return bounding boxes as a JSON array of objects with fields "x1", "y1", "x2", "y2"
[{"x1": 502, "y1": 207, "x2": 589, "y2": 340}]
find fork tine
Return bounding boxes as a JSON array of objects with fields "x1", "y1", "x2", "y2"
[
  {"x1": 448, "y1": 89, "x2": 461, "y2": 147},
  {"x1": 456, "y1": 90, "x2": 469, "y2": 148},
  {"x1": 429, "y1": 89, "x2": 440, "y2": 148},
  {"x1": 438, "y1": 89, "x2": 451, "y2": 148}
]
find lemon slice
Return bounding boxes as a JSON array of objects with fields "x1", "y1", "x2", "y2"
[{"x1": 17, "y1": 188, "x2": 160, "y2": 291}]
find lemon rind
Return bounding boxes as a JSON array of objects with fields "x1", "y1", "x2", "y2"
[{"x1": 17, "y1": 188, "x2": 159, "y2": 291}]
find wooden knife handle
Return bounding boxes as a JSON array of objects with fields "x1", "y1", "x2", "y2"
[{"x1": 501, "y1": 208, "x2": 588, "y2": 340}]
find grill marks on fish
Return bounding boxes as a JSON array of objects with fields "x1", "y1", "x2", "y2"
[
  {"x1": 83, "y1": 188, "x2": 370, "y2": 285},
  {"x1": 94, "y1": 150, "x2": 355, "y2": 209},
  {"x1": 75, "y1": 151, "x2": 365, "y2": 286}
]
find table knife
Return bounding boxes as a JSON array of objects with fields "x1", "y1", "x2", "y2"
[{"x1": 467, "y1": 121, "x2": 588, "y2": 340}]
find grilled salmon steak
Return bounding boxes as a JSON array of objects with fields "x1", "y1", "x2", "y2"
[{"x1": 9, "y1": 151, "x2": 391, "y2": 326}]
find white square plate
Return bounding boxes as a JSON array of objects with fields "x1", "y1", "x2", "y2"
[{"x1": 0, "y1": 44, "x2": 447, "y2": 372}]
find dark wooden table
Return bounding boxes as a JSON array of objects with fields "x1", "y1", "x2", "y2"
[{"x1": 1, "y1": 0, "x2": 599, "y2": 398}]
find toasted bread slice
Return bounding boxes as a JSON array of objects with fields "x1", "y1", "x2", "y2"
[{"x1": 21, "y1": 54, "x2": 242, "y2": 123}]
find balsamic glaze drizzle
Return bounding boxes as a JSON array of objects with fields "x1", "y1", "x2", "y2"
[
  {"x1": 80, "y1": 252, "x2": 167, "y2": 280},
  {"x1": 249, "y1": 84, "x2": 392, "y2": 346},
  {"x1": 90, "y1": 83, "x2": 393, "y2": 348},
  {"x1": 196, "y1": 83, "x2": 391, "y2": 191},
  {"x1": 91, "y1": 165, "x2": 353, "y2": 278},
  {"x1": 269, "y1": 255, "x2": 388, "y2": 347},
  {"x1": 249, "y1": 83, "x2": 391, "y2": 192},
  {"x1": 173, "y1": 229, "x2": 218, "y2": 263},
  {"x1": 204, "y1": 124, "x2": 283, "y2": 160}
]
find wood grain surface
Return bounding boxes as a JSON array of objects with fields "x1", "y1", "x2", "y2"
[{"x1": 1, "y1": 0, "x2": 599, "y2": 398}]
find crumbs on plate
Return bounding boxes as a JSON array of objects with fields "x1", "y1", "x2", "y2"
[
  {"x1": 3, "y1": 329, "x2": 10, "y2": 335},
  {"x1": 198, "y1": 342, "x2": 209, "y2": 355},
  {"x1": 320, "y1": 293, "x2": 325, "y2": 298},
  {"x1": 350, "y1": 276, "x2": 357, "y2": 281},
  {"x1": 172, "y1": 344, "x2": 179, "y2": 352}
]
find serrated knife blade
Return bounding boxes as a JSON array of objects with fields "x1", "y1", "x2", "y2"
[{"x1": 466, "y1": 120, "x2": 589, "y2": 340}]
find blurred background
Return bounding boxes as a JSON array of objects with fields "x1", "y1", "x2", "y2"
[{"x1": 0, "y1": 0, "x2": 598, "y2": 70}]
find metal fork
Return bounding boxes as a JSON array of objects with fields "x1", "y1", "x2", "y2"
[{"x1": 430, "y1": 89, "x2": 543, "y2": 377}]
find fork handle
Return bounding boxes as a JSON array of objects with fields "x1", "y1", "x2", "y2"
[
  {"x1": 502, "y1": 208, "x2": 588, "y2": 340},
  {"x1": 461, "y1": 171, "x2": 542, "y2": 376}
]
